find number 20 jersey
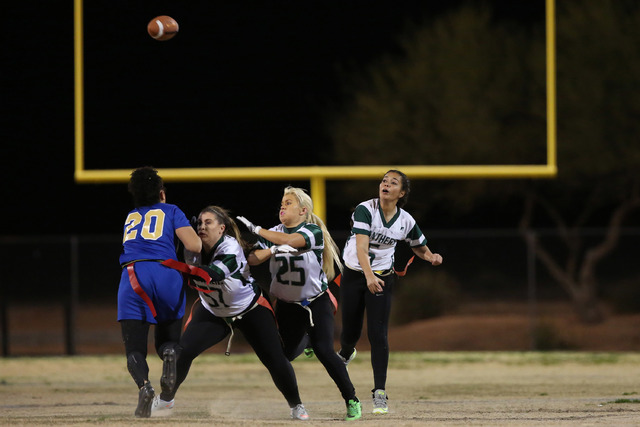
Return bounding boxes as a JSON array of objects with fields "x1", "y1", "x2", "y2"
[{"x1": 119, "y1": 203, "x2": 191, "y2": 265}]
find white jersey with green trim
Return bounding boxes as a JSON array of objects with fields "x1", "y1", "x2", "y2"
[
  {"x1": 256, "y1": 222, "x2": 328, "y2": 303},
  {"x1": 197, "y1": 235, "x2": 258, "y2": 318},
  {"x1": 342, "y1": 198, "x2": 426, "y2": 272}
]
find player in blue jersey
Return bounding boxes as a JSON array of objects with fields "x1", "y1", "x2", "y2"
[
  {"x1": 338, "y1": 170, "x2": 443, "y2": 415},
  {"x1": 151, "y1": 206, "x2": 309, "y2": 421},
  {"x1": 238, "y1": 186, "x2": 362, "y2": 421},
  {"x1": 117, "y1": 166, "x2": 202, "y2": 418}
]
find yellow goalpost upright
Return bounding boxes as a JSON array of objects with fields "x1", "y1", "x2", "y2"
[{"x1": 73, "y1": 0, "x2": 557, "y2": 222}]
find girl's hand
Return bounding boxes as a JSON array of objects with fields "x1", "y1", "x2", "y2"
[
  {"x1": 270, "y1": 244, "x2": 298, "y2": 255},
  {"x1": 236, "y1": 216, "x2": 262, "y2": 235},
  {"x1": 430, "y1": 253, "x2": 443, "y2": 266},
  {"x1": 366, "y1": 275, "x2": 385, "y2": 294}
]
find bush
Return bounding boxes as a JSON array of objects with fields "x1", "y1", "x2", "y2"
[
  {"x1": 390, "y1": 268, "x2": 460, "y2": 325},
  {"x1": 531, "y1": 322, "x2": 576, "y2": 351},
  {"x1": 605, "y1": 277, "x2": 640, "y2": 314}
]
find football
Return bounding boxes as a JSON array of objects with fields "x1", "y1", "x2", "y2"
[{"x1": 147, "y1": 15, "x2": 179, "y2": 41}]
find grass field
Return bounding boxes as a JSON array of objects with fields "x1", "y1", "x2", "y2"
[{"x1": 2, "y1": 352, "x2": 640, "y2": 426}]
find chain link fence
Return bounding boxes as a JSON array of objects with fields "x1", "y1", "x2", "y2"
[{"x1": 2, "y1": 229, "x2": 639, "y2": 356}]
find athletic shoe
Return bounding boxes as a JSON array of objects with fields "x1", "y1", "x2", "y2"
[
  {"x1": 303, "y1": 346, "x2": 315, "y2": 359},
  {"x1": 151, "y1": 395, "x2": 175, "y2": 417},
  {"x1": 345, "y1": 399, "x2": 362, "y2": 421},
  {"x1": 160, "y1": 346, "x2": 177, "y2": 396},
  {"x1": 372, "y1": 389, "x2": 388, "y2": 414},
  {"x1": 134, "y1": 383, "x2": 155, "y2": 418},
  {"x1": 290, "y1": 403, "x2": 310, "y2": 421},
  {"x1": 337, "y1": 348, "x2": 357, "y2": 366}
]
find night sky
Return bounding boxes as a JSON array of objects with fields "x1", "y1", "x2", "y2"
[{"x1": 3, "y1": 1, "x2": 544, "y2": 236}]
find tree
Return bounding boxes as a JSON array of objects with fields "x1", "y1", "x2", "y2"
[
  {"x1": 518, "y1": 0, "x2": 640, "y2": 322},
  {"x1": 326, "y1": 1, "x2": 640, "y2": 323}
]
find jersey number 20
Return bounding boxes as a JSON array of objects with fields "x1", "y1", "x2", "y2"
[{"x1": 123, "y1": 209, "x2": 166, "y2": 243}]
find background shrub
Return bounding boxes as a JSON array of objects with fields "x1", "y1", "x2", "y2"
[{"x1": 391, "y1": 268, "x2": 461, "y2": 325}]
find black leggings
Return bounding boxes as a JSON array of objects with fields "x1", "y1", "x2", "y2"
[
  {"x1": 167, "y1": 301, "x2": 302, "y2": 408},
  {"x1": 276, "y1": 293, "x2": 357, "y2": 402},
  {"x1": 120, "y1": 318, "x2": 182, "y2": 388},
  {"x1": 339, "y1": 267, "x2": 395, "y2": 391}
]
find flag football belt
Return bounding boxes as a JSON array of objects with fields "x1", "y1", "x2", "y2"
[
  {"x1": 123, "y1": 258, "x2": 224, "y2": 318},
  {"x1": 295, "y1": 288, "x2": 338, "y2": 327},
  {"x1": 297, "y1": 291, "x2": 324, "y2": 327},
  {"x1": 160, "y1": 259, "x2": 213, "y2": 292},
  {"x1": 333, "y1": 256, "x2": 416, "y2": 287},
  {"x1": 222, "y1": 295, "x2": 274, "y2": 356},
  {"x1": 223, "y1": 294, "x2": 273, "y2": 324},
  {"x1": 170, "y1": 256, "x2": 276, "y2": 357},
  {"x1": 299, "y1": 290, "x2": 326, "y2": 307},
  {"x1": 121, "y1": 259, "x2": 176, "y2": 319},
  {"x1": 344, "y1": 263, "x2": 394, "y2": 277}
]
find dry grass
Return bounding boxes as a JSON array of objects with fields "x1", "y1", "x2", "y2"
[{"x1": 2, "y1": 352, "x2": 640, "y2": 426}]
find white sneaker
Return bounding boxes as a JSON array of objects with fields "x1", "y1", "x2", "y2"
[
  {"x1": 290, "y1": 403, "x2": 310, "y2": 421},
  {"x1": 151, "y1": 395, "x2": 175, "y2": 417},
  {"x1": 372, "y1": 389, "x2": 388, "y2": 414}
]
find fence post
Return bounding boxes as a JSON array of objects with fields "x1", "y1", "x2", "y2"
[
  {"x1": 1, "y1": 276, "x2": 7, "y2": 356},
  {"x1": 65, "y1": 235, "x2": 79, "y2": 355},
  {"x1": 526, "y1": 231, "x2": 538, "y2": 350}
]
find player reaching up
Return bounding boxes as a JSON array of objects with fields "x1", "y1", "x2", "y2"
[
  {"x1": 338, "y1": 170, "x2": 443, "y2": 415},
  {"x1": 117, "y1": 166, "x2": 202, "y2": 418}
]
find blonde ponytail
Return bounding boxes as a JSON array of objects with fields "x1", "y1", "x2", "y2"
[{"x1": 283, "y1": 186, "x2": 343, "y2": 281}]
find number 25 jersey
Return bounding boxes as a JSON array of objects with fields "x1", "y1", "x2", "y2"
[{"x1": 256, "y1": 222, "x2": 327, "y2": 303}]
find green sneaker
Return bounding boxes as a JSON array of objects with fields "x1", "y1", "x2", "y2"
[
  {"x1": 345, "y1": 398, "x2": 362, "y2": 421},
  {"x1": 303, "y1": 347, "x2": 314, "y2": 359}
]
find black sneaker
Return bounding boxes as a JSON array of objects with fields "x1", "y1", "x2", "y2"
[
  {"x1": 135, "y1": 382, "x2": 155, "y2": 418},
  {"x1": 160, "y1": 347, "x2": 177, "y2": 396},
  {"x1": 337, "y1": 348, "x2": 357, "y2": 366}
]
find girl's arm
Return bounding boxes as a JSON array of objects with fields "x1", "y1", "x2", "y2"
[
  {"x1": 176, "y1": 226, "x2": 202, "y2": 253},
  {"x1": 258, "y1": 228, "x2": 306, "y2": 248},
  {"x1": 355, "y1": 234, "x2": 385, "y2": 294},
  {"x1": 236, "y1": 215, "x2": 306, "y2": 247},
  {"x1": 247, "y1": 244, "x2": 299, "y2": 266},
  {"x1": 247, "y1": 248, "x2": 272, "y2": 266},
  {"x1": 411, "y1": 245, "x2": 443, "y2": 265}
]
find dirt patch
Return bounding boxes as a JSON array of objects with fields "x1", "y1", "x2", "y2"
[
  {"x1": 2, "y1": 353, "x2": 640, "y2": 426},
  {"x1": 390, "y1": 301, "x2": 640, "y2": 352}
]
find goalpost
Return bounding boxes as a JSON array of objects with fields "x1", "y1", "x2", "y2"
[{"x1": 73, "y1": 0, "x2": 557, "y2": 222}]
